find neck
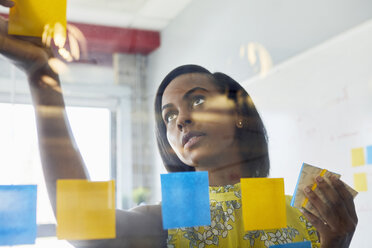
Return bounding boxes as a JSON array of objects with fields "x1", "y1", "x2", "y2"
[
  {"x1": 207, "y1": 162, "x2": 242, "y2": 186},
  {"x1": 195, "y1": 155, "x2": 266, "y2": 186}
]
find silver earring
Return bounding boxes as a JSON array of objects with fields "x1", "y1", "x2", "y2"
[{"x1": 237, "y1": 120, "x2": 243, "y2": 128}]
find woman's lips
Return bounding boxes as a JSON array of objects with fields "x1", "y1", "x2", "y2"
[
  {"x1": 182, "y1": 131, "x2": 205, "y2": 148},
  {"x1": 184, "y1": 135, "x2": 204, "y2": 149}
]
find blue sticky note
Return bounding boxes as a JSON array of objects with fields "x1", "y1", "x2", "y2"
[
  {"x1": 367, "y1": 145, "x2": 372, "y2": 165},
  {"x1": 0, "y1": 185, "x2": 37, "y2": 246},
  {"x1": 270, "y1": 241, "x2": 311, "y2": 248},
  {"x1": 161, "y1": 171, "x2": 210, "y2": 229},
  {"x1": 290, "y1": 163, "x2": 305, "y2": 207}
]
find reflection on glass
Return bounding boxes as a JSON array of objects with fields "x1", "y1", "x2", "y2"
[
  {"x1": 42, "y1": 23, "x2": 87, "y2": 64},
  {"x1": 240, "y1": 42, "x2": 273, "y2": 78}
]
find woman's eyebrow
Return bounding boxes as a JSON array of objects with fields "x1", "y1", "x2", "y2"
[
  {"x1": 162, "y1": 87, "x2": 208, "y2": 111},
  {"x1": 183, "y1": 87, "x2": 208, "y2": 100},
  {"x1": 162, "y1": 103, "x2": 173, "y2": 111}
]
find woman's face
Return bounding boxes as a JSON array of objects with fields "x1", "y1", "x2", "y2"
[{"x1": 161, "y1": 73, "x2": 242, "y2": 169}]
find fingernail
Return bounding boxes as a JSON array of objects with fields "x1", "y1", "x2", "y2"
[
  {"x1": 304, "y1": 186, "x2": 311, "y2": 193},
  {"x1": 316, "y1": 176, "x2": 323, "y2": 183},
  {"x1": 6, "y1": 0, "x2": 15, "y2": 7}
]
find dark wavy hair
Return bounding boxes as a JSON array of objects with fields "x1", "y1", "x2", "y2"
[{"x1": 154, "y1": 65, "x2": 270, "y2": 177}]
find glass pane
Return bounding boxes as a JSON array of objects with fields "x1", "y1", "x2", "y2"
[
  {"x1": 1, "y1": 0, "x2": 371, "y2": 246},
  {"x1": 0, "y1": 103, "x2": 110, "y2": 225}
]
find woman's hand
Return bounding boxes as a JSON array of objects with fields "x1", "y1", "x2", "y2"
[
  {"x1": 302, "y1": 175, "x2": 358, "y2": 248},
  {"x1": 0, "y1": 0, "x2": 52, "y2": 76}
]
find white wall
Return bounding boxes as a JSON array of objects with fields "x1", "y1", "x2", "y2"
[
  {"x1": 242, "y1": 19, "x2": 372, "y2": 248},
  {"x1": 147, "y1": 0, "x2": 372, "y2": 85}
]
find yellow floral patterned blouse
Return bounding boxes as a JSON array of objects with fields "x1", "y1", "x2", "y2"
[{"x1": 167, "y1": 183, "x2": 320, "y2": 248}]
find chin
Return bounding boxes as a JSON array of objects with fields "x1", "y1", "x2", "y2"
[{"x1": 185, "y1": 150, "x2": 214, "y2": 168}]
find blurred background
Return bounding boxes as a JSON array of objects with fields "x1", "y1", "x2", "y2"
[{"x1": 0, "y1": 0, "x2": 372, "y2": 247}]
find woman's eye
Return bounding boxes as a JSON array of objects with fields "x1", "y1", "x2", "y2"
[
  {"x1": 166, "y1": 113, "x2": 177, "y2": 123},
  {"x1": 192, "y1": 96, "x2": 205, "y2": 108}
]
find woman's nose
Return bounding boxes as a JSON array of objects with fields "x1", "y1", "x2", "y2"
[{"x1": 177, "y1": 111, "x2": 192, "y2": 131}]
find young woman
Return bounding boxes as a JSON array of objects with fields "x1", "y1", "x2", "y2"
[
  {"x1": 0, "y1": 1, "x2": 357, "y2": 247},
  {"x1": 154, "y1": 65, "x2": 357, "y2": 247}
]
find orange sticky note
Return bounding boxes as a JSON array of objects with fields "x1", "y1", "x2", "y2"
[
  {"x1": 354, "y1": 173, "x2": 368, "y2": 192},
  {"x1": 351, "y1": 147, "x2": 365, "y2": 167},
  {"x1": 56, "y1": 180, "x2": 116, "y2": 240},
  {"x1": 241, "y1": 178, "x2": 286, "y2": 231},
  {"x1": 8, "y1": 0, "x2": 67, "y2": 37}
]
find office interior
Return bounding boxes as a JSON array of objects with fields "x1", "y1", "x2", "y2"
[{"x1": 0, "y1": 0, "x2": 372, "y2": 247}]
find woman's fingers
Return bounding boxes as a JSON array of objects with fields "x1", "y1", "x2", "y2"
[
  {"x1": 0, "y1": 17, "x2": 8, "y2": 53},
  {"x1": 315, "y1": 176, "x2": 351, "y2": 224},
  {"x1": 0, "y1": 8, "x2": 49, "y2": 73},
  {"x1": 303, "y1": 175, "x2": 358, "y2": 248},
  {"x1": 0, "y1": 0, "x2": 15, "y2": 7},
  {"x1": 301, "y1": 208, "x2": 330, "y2": 234},
  {"x1": 304, "y1": 184, "x2": 339, "y2": 229},
  {"x1": 330, "y1": 176, "x2": 358, "y2": 223}
]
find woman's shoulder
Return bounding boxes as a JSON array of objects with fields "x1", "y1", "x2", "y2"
[
  {"x1": 69, "y1": 204, "x2": 166, "y2": 248},
  {"x1": 128, "y1": 203, "x2": 162, "y2": 216},
  {"x1": 114, "y1": 204, "x2": 166, "y2": 247}
]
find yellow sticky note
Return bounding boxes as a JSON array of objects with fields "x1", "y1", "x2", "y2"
[
  {"x1": 8, "y1": 0, "x2": 67, "y2": 37},
  {"x1": 57, "y1": 180, "x2": 116, "y2": 240},
  {"x1": 241, "y1": 178, "x2": 286, "y2": 231},
  {"x1": 354, "y1": 173, "x2": 368, "y2": 192},
  {"x1": 351, "y1": 147, "x2": 365, "y2": 167}
]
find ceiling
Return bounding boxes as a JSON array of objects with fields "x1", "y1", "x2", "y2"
[
  {"x1": 67, "y1": 0, "x2": 192, "y2": 30},
  {"x1": 0, "y1": 0, "x2": 192, "y2": 31}
]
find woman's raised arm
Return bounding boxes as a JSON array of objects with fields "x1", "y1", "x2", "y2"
[
  {"x1": 0, "y1": 2, "x2": 166, "y2": 247},
  {"x1": 0, "y1": 0, "x2": 88, "y2": 214}
]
